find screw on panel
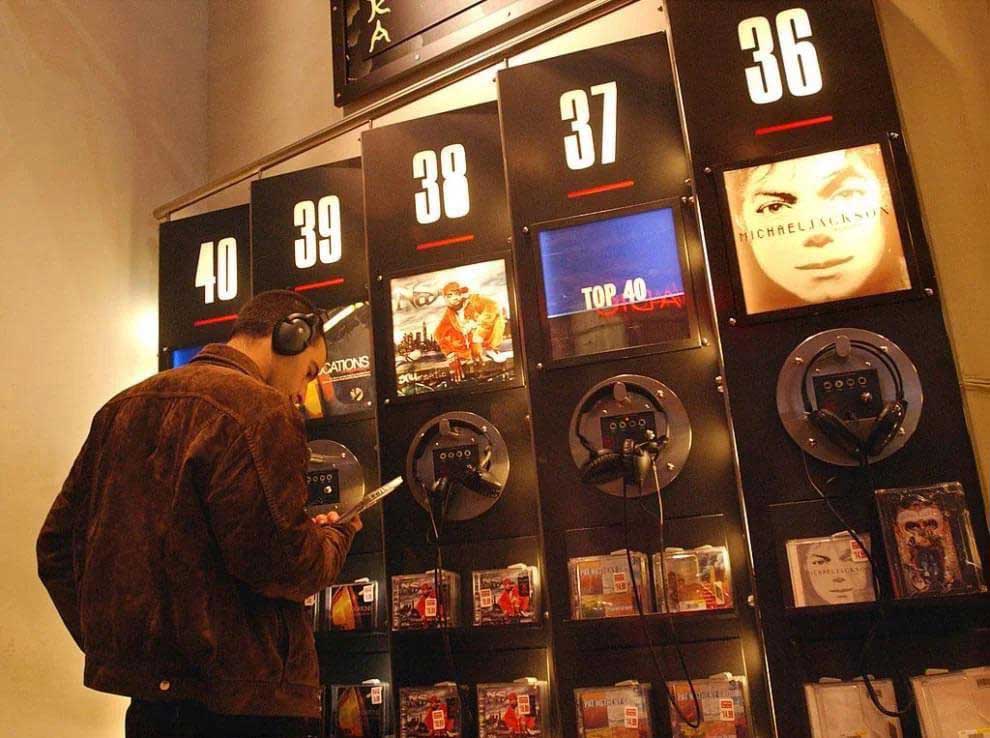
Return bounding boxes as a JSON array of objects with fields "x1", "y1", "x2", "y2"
[
  {"x1": 377, "y1": 274, "x2": 383, "y2": 282},
  {"x1": 704, "y1": 166, "x2": 712, "y2": 174},
  {"x1": 701, "y1": 337, "x2": 710, "y2": 346},
  {"x1": 793, "y1": 357, "x2": 804, "y2": 365},
  {"x1": 898, "y1": 427, "x2": 906, "y2": 435},
  {"x1": 879, "y1": 345, "x2": 889, "y2": 353},
  {"x1": 536, "y1": 362, "x2": 543, "y2": 370},
  {"x1": 889, "y1": 131, "x2": 900, "y2": 139},
  {"x1": 384, "y1": 398, "x2": 390, "y2": 405},
  {"x1": 747, "y1": 595, "x2": 756, "y2": 607},
  {"x1": 656, "y1": 390, "x2": 665, "y2": 398},
  {"x1": 808, "y1": 438, "x2": 817, "y2": 447},
  {"x1": 522, "y1": 226, "x2": 530, "y2": 234},
  {"x1": 665, "y1": 462, "x2": 675, "y2": 471},
  {"x1": 684, "y1": 179, "x2": 691, "y2": 186},
  {"x1": 728, "y1": 318, "x2": 737, "y2": 326},
  {"x1": 924, "y1": 288, "x2": 934, "y2": 296}
]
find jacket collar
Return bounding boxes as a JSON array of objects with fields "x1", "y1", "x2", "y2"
[{"x1": 190, "y1": 344, "x2": 266, "y2": 383}]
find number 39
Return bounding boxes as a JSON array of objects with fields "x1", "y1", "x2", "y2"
[{"x1": 738, "y1": 7, "x2": 823, "y2": 104}]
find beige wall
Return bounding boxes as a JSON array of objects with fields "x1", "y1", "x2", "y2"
[{"x1": 0, "y1": 2, "x2": 208, "y2": 736}]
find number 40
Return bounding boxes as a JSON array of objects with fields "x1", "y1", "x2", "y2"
[{"x1": 195, "y1": 238, "x2": 237, "y2": 305}]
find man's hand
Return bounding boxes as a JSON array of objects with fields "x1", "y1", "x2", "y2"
[{"x1": 312, "y1": 510, "x2": 363, "y2": 533}]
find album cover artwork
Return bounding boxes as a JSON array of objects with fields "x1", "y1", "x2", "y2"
[
  {"x1": 317, "y1": 301, "x2": 375, "y2": 415},
  {"x1": 723, "y1": 143, "x2": 912, "y2": 316},
  {"x1": 331, "y1": 682, "x2": 390, "y2": 738},
  {"x1": 400, "y1": 685, "x2": 461, "y2": 738},
  {"x1": 575, "y1": 684, "x2": 653, "y2": 738},
  {"x1": 785, "y1": 532, "x2": 876, "y2": 607},
  {"x1": 568, "y1": 552, "x2": 652, "y2": 620},
  {"x1": 392, "y1": 570, "x2": 462, "y2": 630},
  {"x1": 653, "y1": 546, "x2": 733, "y2": 613},
  {"x1": 328, "y1": 580, "x2": 379, "y2": 632},
  {"x1": 477, "y1": 682, "x2": 546, "y2": 738},
  {"x1": 911, "y1": 666, "x2": 990, "y2": 738},
  {"x1": 472, "y1": 566, "x2": 541, "y2": 626},
  {"x1": 390, "y1": 259, "x2": 515, "y2": 397},
  {"x1": 875, "y1": 482, "x2": 986, "y2": 598},
  {"x1": 669, "y1": 676, "x2": 749, "y2": 738},
  {"x1": 804, "y1": 679, "x2": 902, "y2": 738}
]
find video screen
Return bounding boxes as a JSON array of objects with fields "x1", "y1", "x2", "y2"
[
  {"x1": 171, "y1": 345, "x2": 202, "y2": 368},
  {"x1": 390, "y1": 259, "x2": 515, "y2": 397},
  {"x1": 537, "y1": 207, "x2": 692, "y2": 361},
  {"x1": 723, "y1": 143, "x2": 912, "y2": 315}
]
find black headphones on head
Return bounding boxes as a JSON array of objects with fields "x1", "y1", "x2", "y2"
[
  {"x1": 801, "y1": 339, "x2": 907, "y2": 463},
  {"x1": 574, "y1": 381, "x2": 669, "y2": 487},
  {"x1": 272, "y1": 311, "x2": 328, "y2": 356}
]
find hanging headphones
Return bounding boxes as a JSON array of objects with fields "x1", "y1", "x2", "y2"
[
  {"x1": 568, "y1": 375, "x2": 692, "y2": 498},
  {"x1": 777, "y1": 329, "x2": 923, "y2": 467},
  {"x1": 406, "y1": 412, "x2": 510, "y2": 522},
  {"x1": 272, "y1": 311, "x2": 328, "y2": 356}
]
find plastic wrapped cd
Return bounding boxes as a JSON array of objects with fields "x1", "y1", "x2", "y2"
[
  {"x1": 328, "y1": 580, "x2": 380, "y2": 632},
  {"x1": 392, "y1": 570, "x2": 462, "y2": 630},
  {"x1": 876, "y1": 482, "x2": 986, "y2": 598},
  {"x1": 669, "y1": 675, "x2": 749, "y2": 738},
  {"x1": 575, "y1": 682, "x2": 653, "y2": 738},
  {"x1": 568, "y1": 551, "x2": 652, "y2": 619},
  {"x1": 331, "y1": 682, "x2": 391, "y2": 738},
  {"x1": 400, "y1": 684, "x2": 462, "y2": 738},
  {"x1": 472, "y1": 565, "x2": 541, "y2": 626},
  {"x1": 653, "y1": 546, "x2": 732, "y2": 613},
  {"x1": 477, "y1": 680, "x2": 546, "y2": 738},
  {"x1": 911, "y1": 666, "x2": 990, "y2": 738},
  {"x1": 786, "y1": 532, "x2": 876, "y2": 607},
  {"x1": 804, "y1": 678, "x2": 902, "y2": 738}
]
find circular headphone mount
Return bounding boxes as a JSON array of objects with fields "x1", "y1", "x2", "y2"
[
  {"x1": 568, "y1": 374, "x2": 692, "y2": 498},
  {"x1": 305, "y1": 439, "x2": 365, "y2": 515},
  {"x1": 776, "y1": 329, "x2": 923, "y2": 466}
]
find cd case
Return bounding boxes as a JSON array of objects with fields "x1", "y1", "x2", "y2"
[
  {"x1": 400, "y1": 684, "x2": 462, "y2": 738},
  {"x1": 653, "y1": 546, "x2": 732, "y2": 613},
  {"x1": 327, "y1": 580, "x2": 380, "y2": 632},
  {"x1": 911, "y1": 666, "x2": 990, "y2": 738},
  {"x1": 568, "y1": 551, "x2": 652, "y2": 620},
  {"x1": 392, "y1": 570, "x2": 462, "y2": 630},
  {"x1": 804, "y1": 679, "x2": 902, "y2": 738},
  {"x1": 477, "y1": 681, "x2": 546, "y2": 738},
  {"x1": 575, "y1": 683, "x2": 653, "y2": 738},
  {"x1": 785, "y1": 532, "x2": 876, "y2": 607},
  {"x1": 304, "y1": 592, "x2": 320, "y2": 631},
  {"x1": 876, "y1": 482, "x2": 986, "y2": 598},
  {"x1": 331, "y1": 682, "x2": 391, "y2": 738},
  {"x1": 472, "y1": 565, "x2": 541, "y2": 626},
  {"x1": 669, "y1": 675, "x2": 749, "y2": 738}
]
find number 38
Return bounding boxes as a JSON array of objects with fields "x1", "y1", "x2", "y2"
[{"x1": 738, "y1": 7, "x2": 823, "y2": 104}]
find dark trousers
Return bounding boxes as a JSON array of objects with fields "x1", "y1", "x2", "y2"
[{"x1": 125, "y1": 699, "x2": 316, "y2": 738}]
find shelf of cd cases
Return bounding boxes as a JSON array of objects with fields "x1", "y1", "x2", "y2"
[
  {"x1": 911, "y1": 666, "x2": 990, "y2": 738},
  {"x1": 390, "y1": 622, "x2": 547, "y2": 653},
  {"x1": 472, "y1": 564, "x2": 542, "y2": 626},
  {"x1": 330, "y1": 681, "x2": 392, "y2": 738},
  {"x1": 399, "y1": 684, "x2": 463, "y2": 738},
  {"x1": 575, "y1": 682, "x2": 653, "y2": 738},
  {"x1": 392, "y1": 570, "x2": 463, "y2": 630},
  {"x1": 668, "y1": 674, "x2": 750, "y2": 738},
  {"x1": 804, "y1": 678, "x2": 903, "y2": 738},
  {"x1": 477, "y1": 680, "x2": 547, "y2": 738}
]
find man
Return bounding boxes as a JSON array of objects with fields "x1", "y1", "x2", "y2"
[
  {"x1": 37, "y1": 290, "x2": 361, "y2": 737},
  {"x1": 433, "y1": 281, "x2": 507, "y2": 372}
]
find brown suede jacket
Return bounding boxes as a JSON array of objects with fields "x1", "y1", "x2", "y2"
[{"x1": 37, "y1": 344, "x2": 356, "y2": 718}]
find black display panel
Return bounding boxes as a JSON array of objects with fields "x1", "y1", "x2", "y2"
[
  {"x1": 159, "y1": 205, "x2": 251, "y2": 350},
  {"x1": 532, "y1": 202, "x2": 697, "y2": 363},
  {"x1": 317, "y1": 302, "x2": 375, "y2": 415},
  {"x1": 389, "y1": 258, "x2": 516, "y2": 397}
]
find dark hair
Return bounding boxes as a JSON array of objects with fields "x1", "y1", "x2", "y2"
[{"x1": 230, "y1": 290, "x2": 318, "y2": 341}]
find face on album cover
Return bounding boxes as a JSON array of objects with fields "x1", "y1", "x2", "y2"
[
  {"x1": 724, "y1": 143, "x2": 911, "y2": 315},
  {"x1": 390, "y1": 259, "x2": 515, "y2": 396}
]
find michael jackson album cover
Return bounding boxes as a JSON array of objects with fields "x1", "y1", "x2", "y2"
[
  {"x1": 804, "y1": 679, "x2": 902, "y2": 738},
  {"x1": 391, "y1": 570, "x2": 462, "y2": 630},
  {"x1": 669, "y1": 676, "x2": 749, "y2": 738},
  {"x1": 911, "y1": 666, "x2": 990, "y2": 738},
  {"x1": 653, "y1": 546, "x2": 732, "y2": 613},
  {"x1": 723, "y1": 143, "x2": 911, "y2": 316},
  {"x1": 575, "y1": 684, "x2": 653, "y2": 738},
  {"x1": 400, "y1": 685, "x2": 461, "y2": 738},
  {"x1": 786, "y1": 532, "x2": 876, "y2": 607},
  {"x1": 390, "y1": 259, "x2": 515, "y2": 397},
  {"x1": 568, "y1": 552, "x2": 652, "y2": 620},
  {"x1": 472, "y1": 566, "x2": 541, "y2": 626},
  {"x1": 875, "y1": 482, "x2": 986, "y2": 599},
  {"x1": 331, "y1": 683, "x2": 390, "y2": 738},
  {"x1": 477, "y1": 682, "x2": 545, "y2": 738},
  {"x1": 327, "y1": 580, "x2": 379, "y2": 632}
]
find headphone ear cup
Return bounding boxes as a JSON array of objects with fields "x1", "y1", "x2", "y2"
[
  {"x1": 579, "y1": 450, "x2": 626, "y2": 485},
  {"x1": 810, "y1": 409, "x2": 865, "y2": 460},
  {"x1": 273, "y1": 314, "x2": 312, "y2": 356},
  {"x1": 865, "y1": 400, "x2": 907, "y2": 457}
]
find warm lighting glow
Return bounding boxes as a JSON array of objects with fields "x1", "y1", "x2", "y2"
[{"x1": 133, "y1": 306, "x2": 158, "y2": 354}]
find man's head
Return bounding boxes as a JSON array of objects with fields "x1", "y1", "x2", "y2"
[
  {"x1": 442, "y1": 282, "x2": 469, "y2": 311},
  {"x1": 228, "y1": 290, "x2": 327, "y2": 405}
]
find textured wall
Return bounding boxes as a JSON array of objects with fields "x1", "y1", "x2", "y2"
[{"x1": 0, "y1": 2, "x2": 208, "y2": 735}]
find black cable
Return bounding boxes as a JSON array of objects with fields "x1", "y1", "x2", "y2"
[
  {"x1": 621, "y1": 469, "x2": 702, "y2": 728},
  {"x1": 800, "y1": 452, "x2": 915, "y2": 718}
]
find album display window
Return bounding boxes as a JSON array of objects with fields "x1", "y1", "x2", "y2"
[
  {"x1": 718, "y1": 141, "x2": 917, "y2": 320},
  {"x1": 531, "y1": 201, "x2": 698, "y2": 365},
  {"x1": 388, "y1": 259, "x2": 517, "y2": 398}
]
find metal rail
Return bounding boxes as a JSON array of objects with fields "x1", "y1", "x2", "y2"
[{"x1": 153, "y1": 0, "x2": 638, "y2": 221}]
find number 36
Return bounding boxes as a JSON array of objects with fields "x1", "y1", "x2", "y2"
[{"x1": 738, "y1": 7, "x2": 823, "y2": 104}]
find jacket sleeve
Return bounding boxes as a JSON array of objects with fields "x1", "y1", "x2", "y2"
[
  {"x1": 203, "y1": 408, "x2": 356, "y2": 602},
  {"x1": 37, "y1": 420, "x2": 98, "y2": 650}
]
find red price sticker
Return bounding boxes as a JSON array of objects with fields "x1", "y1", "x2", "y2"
[
  {"x1": 362, "y1": 585, "x2": 375, "y2": 603},
  {"x1": 432, "y1": 710, "x2": 446, "y2": 731},
  {"x1": 850, "y1": 539, "x2": 869, "y2": 562},
  {"x1": 480, "y1": 588, "x2": 493, "y2": 608},
  {"x1": 612, "y1": 572, "x2": 629, "y2": 593},
  {"x1": 425, "y1": 597, "x2": 438, "y2": 618},
  {"x1": 623, "y1": 706, "x2": 639, "y2": 728},
  {"x1": 518, "y1": 694, "x2": 531, "y2": 715},
  {"x1": 719, "y1": 698, "x2": 735, "y2": 721},
  {"x1": 371, "y1": 687, "x2": 382, "y2": 704}
]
